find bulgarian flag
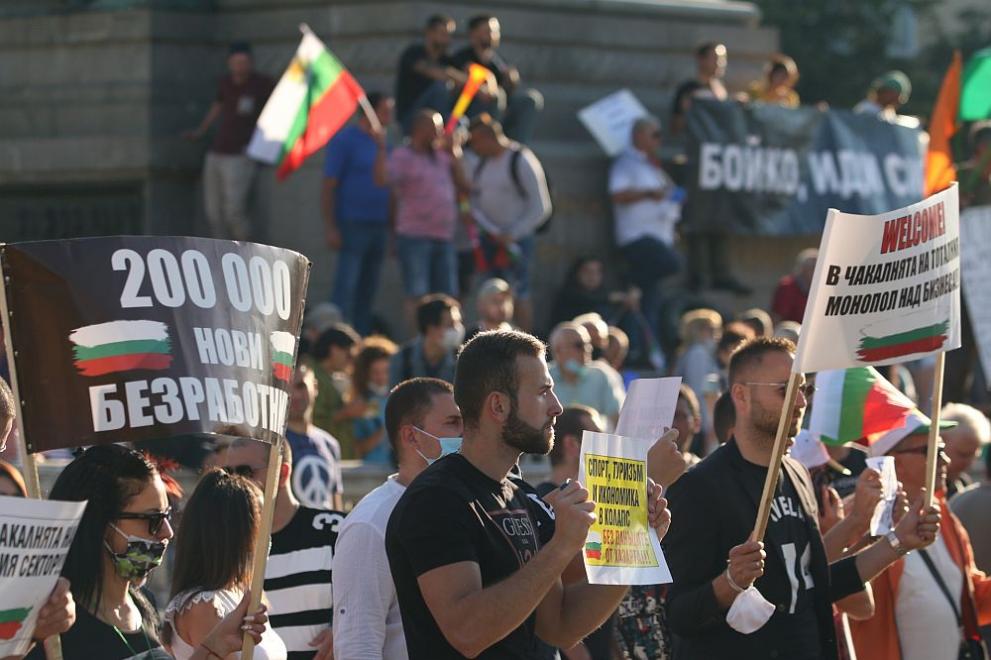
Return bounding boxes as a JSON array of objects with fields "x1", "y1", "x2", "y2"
[
  {"x1": 809, "y1": 367, "x2": 918, "y2": 448},
  {"x1": 247, "y1": 25, "x2": 365, "y2": 179},
  {"x1": 856, "y1": 320, "x2": 950, "y2": 362},
  {"x1": 584, "y1": 531, "x2": 603, "y2": 560},
  {"x1": 0, "y1": 606, "x2": 30, "y2": 640},
  {"x1": 269, "y1": 331, "x2": 296, "y2": 382},
  {"x1": 69, "y1": 320, "x2": 172, "y2": 377}
]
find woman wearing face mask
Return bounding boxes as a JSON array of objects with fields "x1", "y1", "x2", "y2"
[
  {"x1": 165, "y1": 469, "x2": 286, "y2": 660},
  {"x1": 26, "y1": 444, "x2": 174, "y2": 659},
  {"x1": 348, "y1": 337, "x2": 399, "y2": 464}
]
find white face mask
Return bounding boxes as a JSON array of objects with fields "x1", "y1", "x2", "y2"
[
  {"x1": 412, "y1": 426, "x2": 463, "y2": 466},
  {"x1": 442, "y1": 324, "x2": 465, "y2": 351}
]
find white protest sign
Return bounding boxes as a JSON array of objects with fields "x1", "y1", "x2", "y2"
[
  {"x1": 865, "y1": 456, "x2": 899, "y2": 536},
  {"x1": 959, "y1": 206, "x2": 991, "y2": 379},
  {"x1": 580, "y1": 432, "x2": 671, "y2": 585},
  {"x1": 577, "y1": 89, "x2": 649, "y2": 157},
  {"x1": 795, "y1": 183, "x2": 961, "y2": 374},
  {"x1": 0, "y1": 496, "x2": 86, "y2": 657},
  {"x1": 615, "y1": 377, "x2": 681, "y2": 441}
]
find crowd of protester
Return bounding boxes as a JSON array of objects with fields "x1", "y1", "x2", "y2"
[{"x1": 3, "y1": 10, "x2": 991, "y2": 660}]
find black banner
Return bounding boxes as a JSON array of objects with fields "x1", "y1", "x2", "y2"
[
  {"x1": 684, "y1": 100, "x2": 925, "y2": 235},
  {"x1": 1, "y1": 236, "x2": 310, "y2": 453}
]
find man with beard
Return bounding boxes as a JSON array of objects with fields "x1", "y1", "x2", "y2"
[
  {"x1": 385, "y1": 329, "x2": 670, "y2": 658},
  {"x1": 665, "y1": 336, "x2": 943, "y2": 660}
]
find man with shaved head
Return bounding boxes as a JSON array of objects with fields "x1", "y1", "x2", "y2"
[
  {"x1": 385, "y1": 108, "x2": 470, "y2": 326},
  {"x1": 548, "y1": 322, "x2": 624, "y2": 427}
]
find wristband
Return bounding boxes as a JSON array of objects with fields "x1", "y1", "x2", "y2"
[
  {"x1": 724, "y1": 566, "x2": 746, "y2": 593},
  {"x1": 202, "y1": 642, "x2": 224, "y2": 660}
]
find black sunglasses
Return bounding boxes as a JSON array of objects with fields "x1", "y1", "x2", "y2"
[
  {"x1": 116, "y1": 506, "x2": 173, "y2": 536},
  {"x1": 890, "y1": 443, "x2": 947, "y2": 457}
]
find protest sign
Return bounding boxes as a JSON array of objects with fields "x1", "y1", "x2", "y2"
[
  {"x1": 866, "y1": 456, "x2": 898, "y2": 536},
  {"x1": 0, "y1": 496, "x2": 85, "y2": 657},
  {"x1": 577, "y1": 89, "x2": 649, "y2": 157},
  {"x1": 0, "y1": 237, "x2": 310, "y2": 453},
  {"x1": 959, "y1": 206, "x2": 991, "y2": 379},
  {"x1": 685, "y1": 100, "x2": 925, "y2": 235},
  {"x1": 794, "y1": 183, "x2": 961, "y2": 374},
  {"x1": 615, "y1": 377, "x2": 681, "y2": 441},
  {"x1": 579, "y1": 432, "x2": 671, "y2": 585}
]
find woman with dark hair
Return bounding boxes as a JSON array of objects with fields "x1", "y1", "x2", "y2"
[
  {"x1": 349, "y1": 336, "x2": 398, "y2": 463},
  {"x1": 165, "y1": 469, "x2": 286, "y2": 659},
  {"x1": 25, "y1": 444, "x2": 174, "y2": 658},
  {"x1": 550, "y1": 256, "x2": 641, "y2": 330}
]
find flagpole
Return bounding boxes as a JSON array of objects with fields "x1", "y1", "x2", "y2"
[
  {"x1": 0, "y1": 246, "x2": 63, "y2": 660},
  {"x1": 923, "y1": 351, "x2": 946, "y2": 507},
  {"x1": 357, "y1": 95, "x2": 383, "y2": 134},
  {"x1": 241, "y1": 436, "x2": 283, "y2": 660},
  {"x1": 752, "y1": 372, "x2": 802, "y2": 542}
]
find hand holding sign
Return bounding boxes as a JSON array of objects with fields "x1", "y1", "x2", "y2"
[
  {"x1": 892, "y1": 491, "x2": 942, "y2": 550},
  {"x1": 547, "y1": 481, "x2": 597, "y2": 557},
  {"x1": 30, "y1": 578, "x2": 75, "y2": 643},
  {"x1": 727, "y1": 541, "x2": 766, "y2": 592},
  {"x1": 647, "y1": 428, "x2": 685, "y2": 489}
]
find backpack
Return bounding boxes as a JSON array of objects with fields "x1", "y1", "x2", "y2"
[{"x1": 472, "y1": 144, "x2": 555, "y2": 234}]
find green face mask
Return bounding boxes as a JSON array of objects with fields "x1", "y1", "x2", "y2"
[{"x1": 104, "y1": 524, "x2": 167, "y2": 580}]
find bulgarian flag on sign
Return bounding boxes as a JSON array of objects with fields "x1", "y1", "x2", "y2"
[
  {"x1": 269, "y1": 331, "x2": 296, "y2": 382},
  {"x1": 247, "y1": 25, "x2": 365, "y2": 179},
  {"x1": 69, "y1": 320, "x2": 173, "y2": 377},
  {"x1": 0, "y1": 606, "x2": 30, "y2": 640}
]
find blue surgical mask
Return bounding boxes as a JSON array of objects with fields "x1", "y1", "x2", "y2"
[
  {"x1": 413, "y1": 426, "x2": 463, "y2": 466},
  {"x1": 564, "y1": 358, "x2": 587, "y2": 377}
]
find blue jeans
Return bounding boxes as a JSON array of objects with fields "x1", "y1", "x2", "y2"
[
  {"x1": 331, "y1": 221, "x2": 388, "y2": 334},
  {"x1": 621, "y1": 237, "x2": 682, "y2": 337},
  {"x1": 396, "y1": 235, "x2": 457, "y2": 297},
  {"x1": 477, "y1": 233, "x2": 535, "y2": 299}
]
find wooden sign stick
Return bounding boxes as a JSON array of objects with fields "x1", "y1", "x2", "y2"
[
  {"x1": 752, "y1": 372, "x2": 802, "y2": 543},
  {"x1": 924, "y1": 352, "x2": 947, "y2": 508},
  {"x1": 241, "y1": 436, "x2": 283, "y2": 660},
  {"x1": 0, "y1": 248, "x2": 63, "y2": 660}
]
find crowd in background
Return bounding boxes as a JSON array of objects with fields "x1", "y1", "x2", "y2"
[{"x1": 2, "y1": 10, "x2": 991, "y2": 660}]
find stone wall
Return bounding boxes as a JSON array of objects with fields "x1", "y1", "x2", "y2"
[{"x1": 0, "y1": 1, "x2": 810, "y2": 338}]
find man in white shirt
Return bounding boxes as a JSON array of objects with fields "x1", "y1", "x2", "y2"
[
  {"x1": 547, "y1": 322, "x2": 624, "y2": 429},
  {"x1": 332, "y1": 378, "x2": 464, "y2": 659},
  {"x1": 463, "y1": 113, "x2": 552, "y2": 331},
  {"x1": 609, "y1": 116, "x2": 683, "y2": 339}
]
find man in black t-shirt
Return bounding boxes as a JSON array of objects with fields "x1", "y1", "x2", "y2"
[
  {"x1": 395, "y1": 14, "x2": 466, "y2": 132},
  {"x1": 450, "y1": 15, "x2": 543, "y2": 144},
  {"x1": 386, "y1": 330, "x2": 668, "y2": 659},
  {"x1": 664, "y1": 336, "x2": 943, "y2": 660}
]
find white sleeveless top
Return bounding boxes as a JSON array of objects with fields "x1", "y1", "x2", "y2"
[{"x1": 165, "y1": 588, "x2": 288, "y2": 660}]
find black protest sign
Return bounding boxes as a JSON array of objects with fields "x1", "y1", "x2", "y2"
[
  {"x1": 684, "y1": 99, "x2": 925, "y2": 235},
  {"x1": 1, "y1": 237, "x2": 310, "y2": 452}
]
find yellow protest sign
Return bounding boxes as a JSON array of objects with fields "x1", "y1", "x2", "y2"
[{"x1": 580, "y1": 432, "x2": 671, "y2": 585}]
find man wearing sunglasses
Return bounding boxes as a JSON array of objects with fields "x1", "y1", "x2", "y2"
[
  {"x1": 219, "y1": 438, "x2": 343, "y2": 660},
  {"x1": 665, "y1": 336, "x2": 942, "y2": 660},
  {"x1": 851, "y1": 413, "x2": 991, "y2": 660}
]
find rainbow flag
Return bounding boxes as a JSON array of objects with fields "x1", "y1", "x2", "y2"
[
  {"x1": 247, "y1": 27, "x2": 364, "y2": 179},
  {"x1": 0, "y1": 606, "x2": 31, "y2": 640},
  {"x1": 69, "y1": 320, "x2": 172, "y2": 377},
  {"x1": 269, "y1": 331, "x2": 296, "y2": 382},
  {"x1": 856, "y1": 320, "x2": 949, "y2": 362}
]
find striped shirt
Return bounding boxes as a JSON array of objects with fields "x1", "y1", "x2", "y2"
[{"x1": 264, "y1": 506, "x2": 344, "y2": 660}]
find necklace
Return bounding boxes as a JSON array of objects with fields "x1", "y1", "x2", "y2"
[{"x1": 112, "y1": 622, "x2": 152, "y2": 656}]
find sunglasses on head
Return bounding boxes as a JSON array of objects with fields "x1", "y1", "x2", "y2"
[
  {"x1": 890, "y1": 443, "x2": 946, "y2": 456},
  {"x1": 116, "y1": 506, "x2": 173, "y2": 536}
]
